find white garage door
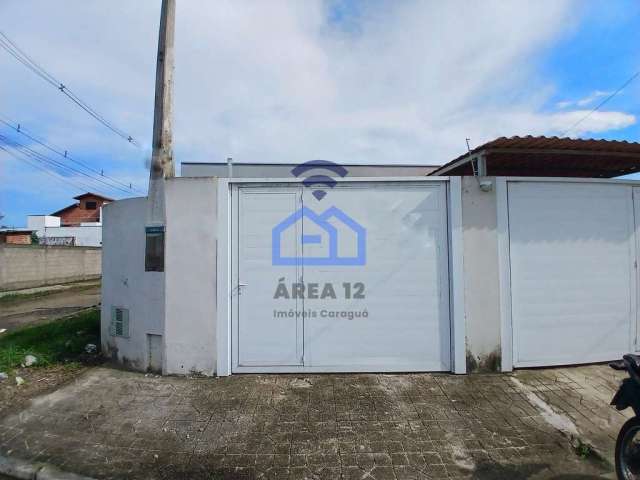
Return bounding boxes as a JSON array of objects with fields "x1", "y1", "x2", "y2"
[
  {"x1": 233, "y1": 182, "x2": 451, "y2": 372},
  {"x1": 508, "y1": 182, "x2": 636, "y2": 367}
]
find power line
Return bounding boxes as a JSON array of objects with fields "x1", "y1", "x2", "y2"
[
  {"x1": 561, "y1": 70, "x2": 640, "y2": 137},
  {"x1": 0, "y1": 133, "x2": 131, "y2": 196},
  {"x1": 0, "y1": 136, "x2": 114, "y2": 195},
  {"x1": 0, "y1": 144, "x2": 99, "y2": 194},
  {"x1": 0, "y1": 31, "x2": 140, "y2": 147},
  {"x1": 0, "y1": 134, "x2": 128, "y2": 196},
  {"x1": 0, "y1": 145, "x2": 90, "y2": 193},
  {"x1": 0, "y1": 115, "x2": 145, "y2": 194},
  {"x1": 0, "y1": 116, "x2": 143, "y2": 194}
]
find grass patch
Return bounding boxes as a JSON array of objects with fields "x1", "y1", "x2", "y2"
[
  {"x1": 575, "y1": 440, "x2": 593, "y2": 458},
  {"x1": 0, "y1": 308, "x2": 100, "y2": 372}
]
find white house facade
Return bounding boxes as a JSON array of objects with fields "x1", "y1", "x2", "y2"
[{"x1": 100, "y1": 137, "x2": 640, "y2": 376}]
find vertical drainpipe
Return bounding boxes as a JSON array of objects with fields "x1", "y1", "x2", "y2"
[
  {"x1": 474, "y1": 152, "x2": 493, "y2": 192},
  {"x1": 227, "y1": 157, "x2": 233, "y2": 179},
  {"x1": 476, "y1": 154, "x2": 487, "y2": 177}
]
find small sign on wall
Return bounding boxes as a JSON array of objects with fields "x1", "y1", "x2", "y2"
[{"x1": 145, "y1": 225, "x2": 165, "y2": 272}]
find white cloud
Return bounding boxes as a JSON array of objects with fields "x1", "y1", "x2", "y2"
[
  {"x1": 0, "y1": 0, "x2": 636, "y2": 206},
  {"x1": 576, "y1": 90, "x2": 612, "y2": 106},
  {"x1": 551, "y1": 110, "x2": 636, "y2": 136},
  {"x1": 557, "y1": 90, "x2": 614, "y2": 109}
]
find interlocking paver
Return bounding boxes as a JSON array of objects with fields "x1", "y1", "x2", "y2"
[{"x1": 0, "y1": 365, "x2": 630, "y2": 479}]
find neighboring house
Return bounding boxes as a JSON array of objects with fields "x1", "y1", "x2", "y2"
[
  {"x1": 25, "y1": 192, "x2": 111, "y2": 247},
  {"x1": 0, "y1": 229, "x2": 34, "y2": 245},
  {"x1": 52, "y1": 193, "x2": 113, "y2": 226}
]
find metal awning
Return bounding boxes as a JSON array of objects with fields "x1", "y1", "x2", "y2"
[{"x1": 429, "y1": 136, "x2": 640, "y2": 177}]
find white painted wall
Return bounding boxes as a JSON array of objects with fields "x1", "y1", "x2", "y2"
[
  {"x1": 100, "y1": 174, "x2": 640, "y2": 376},
  {"x1": 164, "y1": 177, "x2": 218, "y2": 375},
  {"x1": 43, "y1": 225, "x2": 102, "y2": 246},
  {"x1": 27, "y1": 215, "x2": 61, "y2": 231},
  {"x1": 460, "y1": 177, "x2": 502, "y2": 371},
  {"x1": 181, "y1": 163, "x2": 438, "y2": 178},
  {"x1": 28, "y1": 215, "x2": 102, "y2": 246},
  {"x1": 101, "y1": 197, "x2": 164, "y2": 371}
]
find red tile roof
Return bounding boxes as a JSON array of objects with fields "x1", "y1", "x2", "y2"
[
  {"x1": 73, "y1": 192, "x2": 114, "y2": 201},
  {"x1": 51, "y1": 192, "x2": 112, "y2": 225},
  {"x1": 430, "y1": 136, "x2": 640, "y2": 177}
]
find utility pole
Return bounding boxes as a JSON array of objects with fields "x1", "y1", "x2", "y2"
[{"x1": 147, "y1": 0, "x2": 176, "y2": 225}]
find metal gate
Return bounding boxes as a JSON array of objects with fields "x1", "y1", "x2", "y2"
[
  {"x1": 506, "y1": 181, "x2": 637, "y2": 367},
  {"x1": 231, "y1": 181, "x2": 452, "y2": 373}
]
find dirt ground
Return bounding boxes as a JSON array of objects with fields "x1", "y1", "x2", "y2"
[
  {"x1": 0, "y1": 364, "x2": 90, "y2": 419},
  {"x1": 0, "y1": 283, "x2": 101, "y2": 332}
]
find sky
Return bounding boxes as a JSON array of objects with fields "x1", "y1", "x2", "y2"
[{"x1": 0, "y1": 0, "x2": 639, "y2": 227}]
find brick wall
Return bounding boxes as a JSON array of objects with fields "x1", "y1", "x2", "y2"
[
  {"x1": 0, "y1": 245, "x2": 101, "y2": 291},
  {"x1": 58, "y1": 196, "x2": 110, "y2": 225},
  {"x1": 3, "y1": 233, "x2": 32, "y2": 245}
]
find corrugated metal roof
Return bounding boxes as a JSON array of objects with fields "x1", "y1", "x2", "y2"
[{"x1": 430, "y1": 136, "x2": 640, "y2": 177}]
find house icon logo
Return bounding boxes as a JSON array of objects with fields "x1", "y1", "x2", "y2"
[{"x1": 272, "y1": 206, "x2": 366, "y2": 266}]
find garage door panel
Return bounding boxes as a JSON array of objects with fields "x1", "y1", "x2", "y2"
[
  {"x1": 234, "y1": 182, "x2": 451, "y2": 373},
  {"x1": 302, "y1": 184, "x2": 450, "y2": 371},
  {"x1": 237, "y1": 189, "x2": 303, "y2": 367},
  {"x1": 509, "y1": 182, "x2": 634, "y2": 367}
]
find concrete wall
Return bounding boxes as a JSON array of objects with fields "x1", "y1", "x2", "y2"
[
  {"x1": 460, "y1": 177, "x2": 502, "y2": 372},
  {"x1": 101, "y1": 197, "x2": 165, "y2": 371},
  {"x1": 164, "y1": 177, "x2": 218, "y2": 375},
  {"x1": 0, "y1": 244, "x2": 101, "y2": 291},
  {"x1": 42, "y1": 225, "x2": 102, "y2": 247},
  {"x1": 181, "y1": 163, "x2": 438, "y2": 178},
  {"x1": 29, "y1": 215, "x2": 102, "y2": 246}
]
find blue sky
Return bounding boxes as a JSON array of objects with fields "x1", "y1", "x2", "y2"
[
  {"x1": 541, "y1": 0, "x2": 640, "y2": 141},
  {"x1": 1, "y1": 0, "x2": 639, "y2": 227}
]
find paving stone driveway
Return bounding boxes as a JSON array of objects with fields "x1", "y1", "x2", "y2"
[{"x1": 0, "y1": 365, "x2": 631, "y2": 479}]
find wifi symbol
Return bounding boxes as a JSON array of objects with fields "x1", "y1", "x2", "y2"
[{"x1": 291, "y1": 160, "x2": 348, "y2": 200}]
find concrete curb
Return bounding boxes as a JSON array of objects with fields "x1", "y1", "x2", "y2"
[
  {"x1": 0, "y1": 280, "x2": 101, "y2": 299},
  {"x1": 0, "y1": 455, "x2": 96, "y2": 480}
]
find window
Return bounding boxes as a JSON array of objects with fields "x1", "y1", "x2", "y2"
[
  {"x1": 145, "y1": 225, "x2": 165, "y2": 272},
  {"x1": 110, "y1": 307, "x2": 130, "y2": 337},
  {"x1": 86, "y1": 201, "x2": 97, "y2": 210}
]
